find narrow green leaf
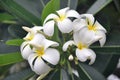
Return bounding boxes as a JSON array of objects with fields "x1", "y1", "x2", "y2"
[
  {"x1": 77, "y1": 63, "x2": 92, "y2": 80},
  {"x1": 45, "y1": 69, "x2": 61, "y2": 80},
  {"x1": 103, "y1": 55, "x2": 120, "y2": 77},
  {"x1": 91, "y1": 45, "x2": 120, "y2": 54},
  {"x1": 41, "y1": 0, "x2": 60, "y2": 23},
  {"x1": 61, "y1": 69, "x2": 69, "y2": 80},
  {"x1": 4, "y1": 68, "x2": 34, "y2": 80},
  {"x1": 113, "y1": 0, "x2": 120, "y2": 12},
  {"x1": 92, "y1": 54, "x2": 120, "y2": 77},
  {"x1": 67, "y1": 0, "x2": 78, "y2": 9},
  {"x1": 0, "y1": 52, "x2": 24, "y2": 66},
  {"x1": 6, "y1": 39, "x2": 24, "y2": 46},
  {"x1": 0, "y1": 13, "x2": 16, "y2": 24},
  {"x1": 60, "y1": 0, "x2": 78, "y2": 9},
  {"x1": 78, "y1": 63, "x2": 106, "y2": 80},
  {"x1": 0, "y1": 0, "x2": 41, "y2": 25},
  {"x1": 87, "y1": 0, "x2": 112, "y2": 15}
]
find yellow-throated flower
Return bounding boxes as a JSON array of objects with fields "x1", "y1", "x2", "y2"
[
  {"x1": 43, "y1": 7, "x2": 80, "y2": 36},
  {"x1": 27, "y1": 33, "x2": 60, "y2": 75},
  {"x1": 20, "y1": 26, "x2": 43, "y2": 59},
  {"x1": 63, "y1": 33, "x2": 101, "y2": 65},
  {"x1": 73, "y1": 14, "x2": 107, "y2": 47}
]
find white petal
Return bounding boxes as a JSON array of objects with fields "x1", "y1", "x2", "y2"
[
  {"x1": 87, "y1": 49, "x2": 96, "y2": 65},
  {"x1": 76, "y1": 48, "x2": 96, "y2": 65},
  {"x1": 43, "y1": 39, "x2": 59, "y2": 50},
  {"x1": 74, "y1": 28, "x2": 100, "y2": 46},
  {"x1": 43, "y1": 20, "x2": 55, "y2": 36},
  {"x1": 96, "y1": 31, "x2": 106, "y2": 47},
  {"x1": 32, "y1": 26, "x2": 43, "y2": 32},
  {"x1": 29, "y1": 33, "x2": 45, "y2": 45},
  {"x1": 21, "y1": 42, "x2": 33, "y2": 60},
  {"x1": 56, "y1": 7, "x2": 69, "y2": 16},
  {"x1": 66, "y1": 10, "x2": 80, "y2": 18},
  {"x1": 57, "y1": 18, "x2": 73, "y2": 33},
  {"x1": 62, "y1": 40, "x2": 75, "y2": 51},
  {"x1": 81, "y1": 14, "x2": 94, "y2": 26},
  {"x1": 28, "y1": 54, "x2": 38, "y2": 70},
  {"x1": 22, "y1": 27, "x2": 32, "y2": 32},
  {"x1": 33, "y1": 57, "x2": 51, "y2": 75},
  {"x1": 23, "y1": 32, "x2": 33, "y2": 41},
  {"x1": 94, "y1": 21, "x2": 107, "y2": 33},
  {"x1": 73, "y1": 18, "x2": 87, "y2": 32},
  {"x1": 42, "y1": 48, "x2": 60, "y2": 65},
  {"x1": 20, "y1": 41, "x2": 28, "y2": 52},
  {"x1": 43, "y1": 13, "x2": 58, "y2": 24}
]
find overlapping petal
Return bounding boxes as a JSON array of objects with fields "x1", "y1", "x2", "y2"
[
  {"x1": 62, "y1": 40, "x2": 75, "y2": 51},
  {"x1": 43, "y1": 39, "x2": 59, "y2": 50},
  {"x1": 43, "y1": 13, "x2": 58, "y2": 24},
  {"x1": 94, "y1": 21, "x2": 107, "y2": 33},
  {"x1": 42, "y1": 48, "x2": 60, "y2": 65},
  {"x1": 28, "y1": 33, "x2": 45, "y2": 45},
  {"x1": 76, "y1": 48, "x2": 96, "y2": 65},
  {"x1": 20, "y1": 42, "x2": 33, "y2": 60},
  {"x1": 43, "y1": 20, "x2": 55, "y2": 36},
  {"x1": 73, "y1": 19, "x2": 86, "y2": 32},
  {"x1": 57, "y1": 18, "x2": 73, "y2": 33},
  {"x1": 74, "y1": 28, "x2": 102, "y2": 46},
  {"x1": 81, "y1": 14, "x2": 94, "y2": 26},
  {"x1": 28, "y1": 54, "x2": 51, "y2": 75},
  {"x1": 96, "y1": 31, "x2": 106, "y2": 47},
  {"x1": 56, "y1": 7, "x2": 69, "y2": 15},
  {"x1": 66, "y1": 10, "x2": 80, "y2": 18}
]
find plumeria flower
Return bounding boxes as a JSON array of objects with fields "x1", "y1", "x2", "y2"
[
  {"x1": 27, "y1": 33, "x2": 60, "y2": 75},
  {"x1": 63, "y1": 32, "x2": 102, "y2": 65},
  {"x1": 20, "y1": 26, "x2": 43, "y2": 59},
  {"x1": 43, "y1": 7, "x2": 80, "y2": 36},
  {"x1": 73, "y1": 14, "x2": 107, "y2": 47}
]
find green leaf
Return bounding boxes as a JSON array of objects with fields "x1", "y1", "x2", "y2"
[
  {"x1": 0, "y1": 0, "x2": 41, "y2": 25},
  {"x1": 0, "y1": 52, "x2": 24, "y2": 66},
  {"x1": 87, "y1": 0, "x2": 112, "y2": 15},
  {"x1": 6, "y1": 39, "x2": 24, "y2": 46},
  {"x1": 113, "y1": 0, "x2": 120, "y2": 12},
  {"x1": 4, "y1": 68, "x2": 34, "y2": 80},
  {"x1": 92, "y1": 54, "x2": 120, "y2": 77},
  {"x1": 41, "y1": 0, "x2": 60, "y2": 23},
  {"x1": 0, "y1": 13, "x2": 16, "y2": 24},
  {"x1": 60, "y1": 0, "x2": 78, "y2": 9},
  {"x1": 62, "y1": 69, "x2": 70, "y2": 80},
  {"x1": 91, "y1": 46, "x2": 120, "y2": 54},
  {"x1": 77, "y1": 63, "x2": 106, "y2": 80},
  {"x1": 67, "y1": 0, "x2": 78, "y2": 9},
  {"x1": 44, "y1": 69, "x2": 61, "y2": 80}
]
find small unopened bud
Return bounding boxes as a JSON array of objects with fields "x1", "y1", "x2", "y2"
[{"x1": 68, "y1": 55, "x2": 74, "y2": 61}]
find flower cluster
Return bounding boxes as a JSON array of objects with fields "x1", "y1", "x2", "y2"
[{"x1": 20, "y1": 7, "x2": 106, "y2": 75}]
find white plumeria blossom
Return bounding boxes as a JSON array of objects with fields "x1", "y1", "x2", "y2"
[
  {"x1": 20, "y1": 26, "x2": 43, "y2": 59},
  {"x1": 73, "y1": 14, "x2": 107, "y2": 47},
  {"x1": 43, "y1": 7, "x2": 80, "y2": 36},
  {"x1": 63, "y1": 31, "x2": 102, "y2": 64},
  {"x1": 27, "y1": 33, "x2": 60, "y2": 75}
]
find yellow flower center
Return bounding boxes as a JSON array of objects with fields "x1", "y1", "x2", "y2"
[
  {"x1": 28, "y1": 35, "x2": 34, "y2": 41},
  {"x1": 88, "y1": 25, "x2": 96, "y2": 31},
  {"x1": 56, "y1": 14, "x2": 66, "y2": 21},
  {"x1": 77, "y1": 43, "x2": 87, "y2": 50},
  {"x1": 35, "y1": 47, "x2": 44, "y2": 57}
]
